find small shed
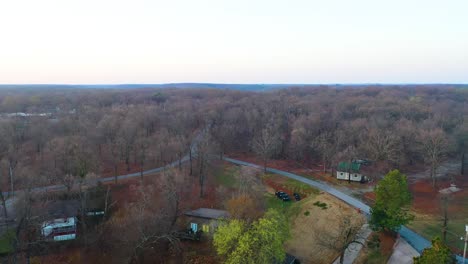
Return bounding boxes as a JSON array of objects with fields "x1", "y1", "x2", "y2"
[
  {"x1": 42, "y1": 200, "x2": 80, "y2": 241},
  {"x1": 184, "y1": 208, "x2": 229, "y2": 235},
  {"x1": 336, "y1": 162, "x2": 365, "y2": 182}
]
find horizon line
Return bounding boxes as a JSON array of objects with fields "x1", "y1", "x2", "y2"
[{"x1": 0, "y1": 83, "x2": 467, "y2": 86}]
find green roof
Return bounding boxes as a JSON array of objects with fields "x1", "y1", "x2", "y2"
[{"x1": 337, "y1": 162, "x2": 361, "y2": 172}]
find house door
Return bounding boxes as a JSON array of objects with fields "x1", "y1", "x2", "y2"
[{"x1": 190, "y1": 222, "x2": 198, "y2": 232}]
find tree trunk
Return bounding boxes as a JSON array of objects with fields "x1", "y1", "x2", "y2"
[
  {"x1": 263, "y1": 158, "x2": 267, "y2": 173},
  {"x1": 140, "y1": 162, "x2": 144, "y2": 180},
  {"x1": 0, "y1": 189, "x2": 8, "y2": 220},
  {"x1": 126, "y1": 156, "x2": 130, "y2": 172},
  {"x1": 104, "y1": 186, "x2": 111, "y2": 217},
  {"x1": 9, "y1": 164, "x2": 14, "y2": 197},
  {"x1": 80, "y1": 184, "x2": 88, "y2": 246},
  {"x1": 442, "y1": 196, "x2": 448, "y2": 243},
  {"x1": 199, "y1": 157, "x2": 204, "y2": 198},
  {"x1": 189, "y1": 150, "x2": 193, "y2": 176},
  {"x1": 171, "y1": 198, "x2": 179, "y2": 228},
  {"x1": 323, "y1": 156, "x2": 327, "y2": 173},
  {"x1": 178, "y1": 153, "x2": 182, "y2": 171},
  {"x1": 114, "y1": 164, "x2": 118, "y2": 183}
]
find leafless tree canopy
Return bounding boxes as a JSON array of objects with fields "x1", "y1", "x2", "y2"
[{"x1": 0, "y1": 85, "x2": 465, "y2": 261}]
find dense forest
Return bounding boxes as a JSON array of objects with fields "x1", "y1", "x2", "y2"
[
  {"x1": 0, "y1": 85, "x2": 467, "y2": 262},
  {"x1": 0, "y1": 86, "x2": 466, "y2": 191}
]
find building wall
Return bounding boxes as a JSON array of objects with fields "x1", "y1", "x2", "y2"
[
  {"x1": 185, "y1": 217, "x2": 221, "y2": 235},
  {"x1": 336, "y1": 171, "x2": 363, "y2": 182}
]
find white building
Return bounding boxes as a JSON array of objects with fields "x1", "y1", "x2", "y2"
[
  {"x1": 41, "y1": 217, "x2": 77, "y2": 241},
  {"x1": 336, "y1": 162, "x2": 366, "y2": 182}
]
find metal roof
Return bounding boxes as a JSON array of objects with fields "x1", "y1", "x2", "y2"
[
  {"x1": 337, "y1": 161, "x2": 361, "y2": 172},
  {"x1": 46, "y1": 200, "x2": 80, "y2": 218},
  {"x1": 184, "y1": 208, "x2": 229, "y2": 219}
]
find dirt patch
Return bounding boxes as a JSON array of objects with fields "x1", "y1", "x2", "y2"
[
  {"x1": 354, "y1": 232, "x2": 396, "y2": 264},
  {"x1": 285, "y1": 193, "x2": 365, "y2": 264},
  {"x1": 263, "y1": 176, "x2": 289, "y2": 193},
  {"x1": 379, "y1": 232, "x2": 397, "y2": 257},
  {"x1": 410, "y1": 174, "x2": 468, "y2": 215}
]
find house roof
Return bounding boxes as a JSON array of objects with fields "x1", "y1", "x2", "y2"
[
  {"x1": 46, "y1": 200, "x2": 80, "y2": 218},
  {"x1": 337, "y1": 161, "x2": 361, "y2": 172},
  {"x1": 184, "y1": 208, "x2": 229, "y2": 219},
  {"x1": 273, "y1": 253, "x2": 297, "y2": 264}
]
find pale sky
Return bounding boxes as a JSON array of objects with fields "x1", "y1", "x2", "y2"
[{"x1": 0, "y1": 0, "x2": 467, "y2": 84}]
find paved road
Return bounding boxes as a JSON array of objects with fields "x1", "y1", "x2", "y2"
[
  {"x1": 332, "y1": 224, "x2": 372, "y2": 264},
  {"x1": 0, "y1": 126, "x2": 465, "y2": 264},
  {"x1": 1, "y1": 157, "x2": 189, "y2": 198},
  {"x1": 388, "y1": 237, "x2": 420, "y2": 264},
  {"x1": 1, "y1": 125, "x2": 208, "y2": 198},
  {"x1": 222, "y1": 157, "x2": 467, "y2": 264}
]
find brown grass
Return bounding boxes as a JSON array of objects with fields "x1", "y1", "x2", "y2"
[{"x1": 285, "y1": 193, "x2": 365, "y2": 264}]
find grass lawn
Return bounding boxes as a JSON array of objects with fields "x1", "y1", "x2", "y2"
[
  {"x1": 264, "y1": 174, "x2": 320, "y2": 219},
  {"x1": 265, "y1": 189, "x2": 319, "y2": 221},
  {"x1": 408, "y1": 215, "x2": 466, "y2": 251},
  {"x1": 283, "y1": 179, "x2": 320, "y2": 196},
  {"x1": 359, "y1": 248, "x2": 390, "y2": 264},
  {"x1": 0, "y1": 229, "x2": 15, "y2": 255},
  {"x1": 266, "y1": 194, "x2": 295, "y2": 213},
  {"x1": 214, "y1": 166, "x2": 239, "y2": 188}
]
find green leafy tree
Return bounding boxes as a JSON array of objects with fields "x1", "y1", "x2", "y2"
[
  {"x1": 213, "y1": 219, "x2": 247, "y2": 257},
  {"x1": 370, "y1": 170, "x2": 413, "y2": 232},
  {"x1": 213, "y1": 209, "x2": 289, "y2": 264},
  {"x1": 414, "y1": 237, "x2": 455, "y2": 264}
]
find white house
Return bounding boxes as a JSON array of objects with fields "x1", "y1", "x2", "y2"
[
  {"x1": 41, "y1": 217, "x2": 77, "y2": 241},
  {"x1": 336, "y1": 162, "x2": 366, "y2": 182}
]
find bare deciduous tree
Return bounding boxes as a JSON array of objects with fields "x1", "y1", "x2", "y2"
[
  {"x1": 103, "y1": 184, "x2": 180, "y2": 263},
  {"x1": 195, "y1": 134, "x2": 216, "y2": 198},
  {"x1": 316, "y1": 211, "x2": 365, "y2": 264},
  {"x1": 251, "y1": 122, "x2": 281, "y2": 173},
  {"x1": 312, "y1": 131, "x2": 341, "y2": 173},
  {"x1": 419, "y1": 128, "x2": 449, "y2": 187}
]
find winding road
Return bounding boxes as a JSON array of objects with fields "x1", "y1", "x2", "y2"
[
  {"x1": 1, "y1": 128, "x2": 466, "y2": 263},
  {"x1": 221, "y1": 157, "x2": 466, "y2": 264}
]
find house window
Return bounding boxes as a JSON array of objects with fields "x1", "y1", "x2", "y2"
[{"x1": 340, "y1": 172, "x2": 344, "y2": 176}]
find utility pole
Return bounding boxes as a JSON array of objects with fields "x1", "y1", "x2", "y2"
[
  {"x1": 441, "y1": 195, "x2": 448, "y2": 243},
  {"x1": 463, "y1": 224, "x2": 468, "y2": 264}
]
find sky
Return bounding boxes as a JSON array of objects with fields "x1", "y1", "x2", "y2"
[{"x1": 0, "y1": 0, "x2": 467, "y2": 84}]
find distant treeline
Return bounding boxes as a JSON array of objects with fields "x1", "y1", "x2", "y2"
[
  {"x1": 0, "y1": 83, "x2": 467, "y2": 92},
  {"x1": 0, "y1": 85, "x2": 466, "y2": 193}
]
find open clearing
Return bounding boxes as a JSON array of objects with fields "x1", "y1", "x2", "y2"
[{"x1": 285, "y1": 192, "x2": 365, "y2": 264}]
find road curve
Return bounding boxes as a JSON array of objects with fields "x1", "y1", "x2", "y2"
[
  {"x1": 222, "y1": 157, "x2": 466, "y2": 264},
  {"x1": 2, "y1": 156, "x2": 190, "y2": 197},
  {"x1": 1, "y1": 131, "x2": 464, "y2": 263}
]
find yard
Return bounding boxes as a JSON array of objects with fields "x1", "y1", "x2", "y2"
[
  {"x1": 407, "y1": 174, "x2": 468, "y2": 253},
  {"x1": 285, "y1": 193, "x2": 365, "y2": 264}
]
